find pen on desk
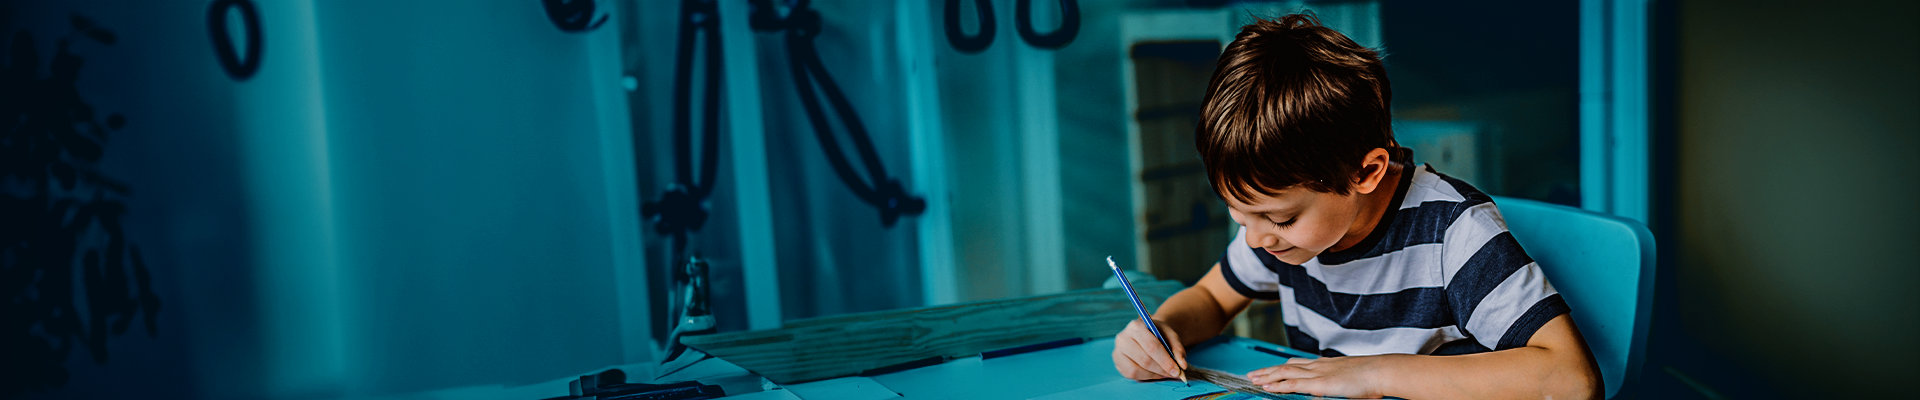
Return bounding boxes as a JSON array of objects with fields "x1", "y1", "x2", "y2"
[{"x1": 1108, "y1": 256, "x2": 1188, "y2": 385}]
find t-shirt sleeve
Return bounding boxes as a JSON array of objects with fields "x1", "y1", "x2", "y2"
[
  {"x1": 1441, "y1": 202, "x2": 1570, "y2": 350},
  {"x1": 1218, "y1": 227, "x2": 1281, "y2": 301}
]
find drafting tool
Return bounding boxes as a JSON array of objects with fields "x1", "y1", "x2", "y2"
[
  {"x1": 1109, "y1": 255, "x2": 1188, "y2": 385},
  {"x1": 1187, "y1": 367, "x2": 1292, "y2": 399}
]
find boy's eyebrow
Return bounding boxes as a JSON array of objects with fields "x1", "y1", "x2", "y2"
[
  {"x1": 1257, "y1": 208, "x2": 1298, "y2": 217},
  {"x1": 1232, "y1": 203, "x2": 1297, "y2": 215}
]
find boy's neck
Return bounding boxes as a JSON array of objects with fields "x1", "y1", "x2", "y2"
[{"x1": 1329, "y1": 163, "x2": 1406, "y2": 253}]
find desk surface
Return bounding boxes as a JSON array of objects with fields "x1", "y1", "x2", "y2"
[{"x1": 766, "y1": 336, "x2": 1323, "y2": 400}]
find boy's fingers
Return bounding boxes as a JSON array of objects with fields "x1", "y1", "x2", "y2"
[
  {"x1": 1270, "y1": 365, "x2": 1312, "y2": 380},
  {"x1": 1249, "y1": 365, "x2": 1313, "y2": 384},
  {"x1": 1165, "y1": 334, "x2": 1189, "y2": 370},
  {"x1": 1113, "y1": 349, "x2": 1157, "y2": 380},
  {"x1": 1151, "y1": 346, "x2": 1175, "y2": 376},
  {"x1": 1249, "y1": 365, "x2": 1281, "y2": 376},
  {"x1": 1117, "y1": 351, "x2": 1150, "y2": 379},
  {"x1": 1262, "y1": 378, "x2": 1302, "y2": 394},
  {"x1": 1137, "y1": 336, "x2": 1179, "y2": 377},
  {"x1": 1248, "y1": 367, "x2": 1274, "y2": 384},
  {"x1": 1121, "y1": 336, "x2": 1170, "y2": 379},
  {"x1": 1146, "y1": 319, "x2": 1186, "y2": 373}
]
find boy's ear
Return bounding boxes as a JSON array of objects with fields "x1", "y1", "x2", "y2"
[{"x1": 1351, "y1": 148, "x2": 1393, "y2": 195}]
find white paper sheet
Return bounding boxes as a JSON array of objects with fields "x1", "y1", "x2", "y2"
[
  {"x1": 1028, "y1": 378, "x2": 1230, "y2": 400},
  {"x1": 783, "y1": 376, "x2": 902, "y2": 400}
]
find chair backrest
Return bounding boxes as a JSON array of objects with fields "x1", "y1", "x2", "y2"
[{"x1": 1489, "y1": 196, "x2": 1656, "y2": 399}]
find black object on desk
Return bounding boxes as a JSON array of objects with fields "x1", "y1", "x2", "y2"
[
  {"x1": 544, "y1": 368, "x2": 726, "y2": 400},
  {"x1": 981, "y1": 337, "x2": 1087, "y2": 360},
  {"x1": 1249, "y1": 346, "x2": 1295, "y2": 359},
  {"x1": 858, "y1": 355, "x2": 947, "y2": 377}
]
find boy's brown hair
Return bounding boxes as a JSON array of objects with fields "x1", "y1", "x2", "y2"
[{"x1": 1196, "y1": 13, "x2": 1402, "y2": 201}]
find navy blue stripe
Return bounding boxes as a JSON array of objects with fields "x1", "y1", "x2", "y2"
[
  {"x1": 1285, "y1": 326, "x2": 1349, "y2": 357},
  {"x1": 1496, "y1": 294, "x2": 1569, "y2": 350},
  {"x1": 1317, "y1": 199, "x2": 1488, "y2": 266},
  {"x1": 1219, "y1": 251, "x2": 1280, "y2": 301},
  {"x1": 1316, "y1": 166, "x2": 1489, "y2": 266},
  {"x1": 1429, "y1": 167, "x2": 1495, "y2": 206},
  {"x1": 1284, "y1": 325, "x2": 1321, "y2": 355},
  {"x1": 1252, "y1": 248, "x2": 1287, "y2": 274},
  {"x1": 1312, "y1": 166, "x2": 1415, "y2": 265},
  {"x1": 1259, "y1": 250, "x2": 1455, "y2": 330},
  {"x1": 1444, "y1": 231, "x2": 1535, "y2": 330}
]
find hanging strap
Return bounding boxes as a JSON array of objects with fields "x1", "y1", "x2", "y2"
[
  {"x1": 1015, "y1": 0, "x2": 1079, "y2": 49},
  {"x1": 749, "y1": 0, "x2": 927, "y2": 227},
  {"x1": 944, "y1": 0, "x2": 996, "y2": 53}
]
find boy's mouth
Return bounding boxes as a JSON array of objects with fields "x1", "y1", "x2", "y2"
[{"x1": 1265, "y1": 247, "x2": 1293, "y2": 256}]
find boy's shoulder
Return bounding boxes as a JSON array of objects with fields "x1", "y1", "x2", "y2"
[
  {"x1": 1306, "y1": 164, "x2": 1499, "y2": 268},
  {"x1": 1392, "y1": 165, "x2": 1534, "y2": 283},
  {"x1": 1370, "y1": 165, "x2": 1512, "y2": 265},
  {"x1": 1400, "y1": 164, "x2": 1491, "y2": 209},
  {"x1": 1387, "y1": 165, "x2": 1498, "y2": 233}
]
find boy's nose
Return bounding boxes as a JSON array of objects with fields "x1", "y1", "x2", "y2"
[{"x1": 1245, "y1": 230, "x2": 1280, "y2": 249}]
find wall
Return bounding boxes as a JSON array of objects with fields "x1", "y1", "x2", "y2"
[
  {"x1": 754, "y1": 0, "x2": 926, "y2": 319},
  {"x1": 1675, "y1": 0, "x2": 1919, "y2": 397},
  {"x1": 311, "y1": 0, "x2": 637, "y2": 394},
  {"x1": 4, "y1": 1, "x2": 645, "y2": 398},
  {"x1": 1381, "y1": 0, "x2": 1582, "y2": 205}
]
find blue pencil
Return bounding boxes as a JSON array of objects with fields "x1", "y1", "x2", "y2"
[{"x1": 1108, "y1": 256, "x2": 1188, "y2": 385}]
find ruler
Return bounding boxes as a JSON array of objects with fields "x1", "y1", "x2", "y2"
[{"x1": 1188, "y1": 367, "x2": 1298, "y2": 400}]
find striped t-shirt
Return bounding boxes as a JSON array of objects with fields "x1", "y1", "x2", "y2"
[{"x1": 1219, "y1": 164, "x2": 1568, "y2": 357}]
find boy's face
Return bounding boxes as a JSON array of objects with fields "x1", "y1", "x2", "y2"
[
  {"x1": 1220, "y1": 148, "x2": 1399, "y2": 265},
  {"x1": 1224, "y1": 186, "x2": 1368, "y2": 265}
]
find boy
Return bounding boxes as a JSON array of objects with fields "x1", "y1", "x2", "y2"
[{"x1": 1111, "y1": 14, "x2": 1603, "y2": 400}]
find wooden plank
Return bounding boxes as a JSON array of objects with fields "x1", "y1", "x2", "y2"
[{"x1": 680, "y1": 280, "x2": 1186, "y2": 384}]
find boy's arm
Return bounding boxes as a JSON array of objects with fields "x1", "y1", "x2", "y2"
[
  {"x1": 1157, "y1": 264, "x2": 1253, "y2": 346},
  {"x1": 1248, "y1": 313, "x2": 1603, "y2": 400},
  {"x1": 1113, "y1": 264, "x2": 1253, "y2": 380}
]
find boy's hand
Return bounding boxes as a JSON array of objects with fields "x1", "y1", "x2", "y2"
[
  {"x1": 1111, "y1": 318, "x2": 1189, "y2": 381},
  {"x1": 1248, "y1": 354, "x2": 1401, "y2": 399}
]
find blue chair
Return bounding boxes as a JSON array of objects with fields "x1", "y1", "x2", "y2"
[{"x1": 1490, "y1": 196, "x2": 1656, "y2": 400}]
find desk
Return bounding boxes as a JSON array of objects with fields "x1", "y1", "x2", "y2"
[
  {"x1": 669, "y1": 282, "x2": 1334, "y2": 399},
  {"x1": 764, "y1": 336, "x2": 1321, "y2": 399}
]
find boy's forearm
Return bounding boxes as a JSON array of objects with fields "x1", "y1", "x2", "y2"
[
  {"x1": 1147, "y1": 265, "x2": 1252, "y2": 347},
  {"x1": 1371, "y1": 346, "x2": 1594, "y2": 400},
  {"x1": 1380, "y1": 315, "x2": 1599, "y2": 400},
  {"x1": 1151, "y1": 286, "x2": 1236, "y2": 347}
]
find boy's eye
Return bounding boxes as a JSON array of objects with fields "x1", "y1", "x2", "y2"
[{"x1": 1271, "y1": 217, "x2": 1296, "y2": 227}]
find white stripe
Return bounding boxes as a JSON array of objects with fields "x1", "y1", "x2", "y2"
[
  {"x1": 1225, "y1": 227, "x2": 1281, "y2": 293},
  {"x1": 1441, "y1": 202, "x2": 1508, "y2": 283},
  {"x1": 1292, "y1": 303, "x2": 1468, "y2": 356},
  {"x1": 1401, "y1": 165, "x2": 1465, "y2": 205},
  {"x1": 1305, "y1": 243, "x2": 1444, "y2": 294},
  {"x1": 1466, "y1": 262, "x2": 1560, "y2": 349},
  {"x1": 1278, "y1": 284, "x2": 1300, "y2": 327}
]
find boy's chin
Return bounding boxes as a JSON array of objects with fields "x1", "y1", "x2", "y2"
[{"x1": 1274, "y1": 251, "x2": 1317, "y2": 265}]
